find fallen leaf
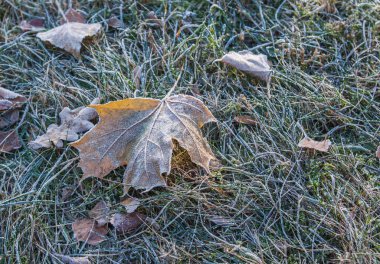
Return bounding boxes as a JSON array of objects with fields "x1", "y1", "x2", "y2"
[
  {"x1": 88, "y1": 201, "x2": 109, "y2": 226},
  {"x1": 0, "y1": 87, "x2": 27, "y2": 110},
  {"x1": 61, "y1": 8, "x2": 86, "y2": 24},
  {"x1": 72, "y1": 95, "x2": 217, "y2": 191},
  {"x1": 218, "y1": 51, "x2": 271, "y2": 82},
  {"x1": 29, "y1": 124, "x2": 78, "y2": 149},
  {"x1": 376, "y1": 146, "x2": 380, "y2": 159},
  {"x1": 120, "y1": 197, "x2": 140, "y2": 213},
  {"x1": 234, "y1": 115, "x2": 257, "y2": 125},
  {"x1": 110, "y1": 212, "x2": 146, "y2": 234},
  {"x1": 0, "y1": 110, "x2": 19, "y2": 129},
  {"x1": 209, "y1": 215, "x2": 236, "y2": 227},
  {"x1": 19, "y1": 18, "x2": 45, "y2": 32},
  {"x1": 29, "y1": 98, "x2": 99, "y2": 149},
  {"x1": 107, "y1": 16, "x2": 124, "y2": 29},
  {"x1": 298, "y1": 137, "x2": 331, "y2": 152},
  {"x1": 55, "y1": 254, "x2": 90, "y2": 264},
  {"x1": 36, "y1": 22, "x2": 102, "y2": 58},
  {"x1": 0, "y1": 130, "x2": 21, "y2": 153},
  {"x1": 72, "y1": 218, "x2": 108, "y2": 245},
  {"x1": 132, "y1": 66, "x2": 142, "y2": 90}
]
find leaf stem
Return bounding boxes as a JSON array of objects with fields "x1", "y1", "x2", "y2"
[{"x1": 163, "y1": 66, "x2": 184, "y2": 100}]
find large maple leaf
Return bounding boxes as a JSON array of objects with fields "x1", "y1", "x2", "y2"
[{"x1": 72, "y1": 95, "x2": 217, "y2": 191}]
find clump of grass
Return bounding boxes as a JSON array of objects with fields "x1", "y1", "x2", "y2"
[{"x1": 0, "y1": 0, "x2": 379, "y2": 263}]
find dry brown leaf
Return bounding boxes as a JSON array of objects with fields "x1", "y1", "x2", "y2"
[
  {"x1": 29, "y1": 98, "x2": 99, "y2": 149},
  {"x1": 120, "y1": 197, "x2": 140, "y2": 213},
  {"x1": 0, "y1": 110, "x2": 19, "y2": 129},
  {"x1": 298, "y1": 137, "x2": 331, "y2": 152},
  {"x1": 72, "y1": 95, "x2": 217, "y2": 191},
  {"x1": 54, "y1": 254, "x2": 90, "y2": 264},
  {"x1": 0, "y1": 87, "x2": 27, "y2": 110},
  {"x1": 132, "y1": 66, "x2": 142, "y2": 90},
  {"x1": 234, "y1": 115, "x2": 257, "y2": 125},
  {"x1": 107, "y1": 16, "x2": 124, "y2": 29},
  {"x1": 110, "y1": 212, "x2": 146, "y2": 234},
  {"x1": 19, "y1": 18, "x2": 45, "y2": 32},
  {"x1": 376, "y1": 146, "x2": 380, "y2": 159},
  {"x1": 0, "y1": 130, "x2": 21, "y2": 153},
  {"x1": 88, "y1": 201, "x2": 109, "y2": 226},
  {"x1": 72, "y1": 218, "x2": 108, "y2": 245},
  {"x1": 61, "y1": 8, "x2": 86, "y2": 24},
  {"x1": 36, "y1": 22, "x2": 102, "y2": 58},
  {"x1": 218, "y1": 51, "x2": 271, "y2": 82}
]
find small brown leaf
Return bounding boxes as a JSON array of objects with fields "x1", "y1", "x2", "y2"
[
  {"x1": 72, "y1": 218, "x2": 108, "y2": 245},
  {"x1": 120, "y1": 197, "x2": 140, "y2": 213},
  {"x1": 376, "y1": 146, "x2": 380, "y2": 159},
  {"x1": 0, "y1": 87, "x2": 27, "y2": 110},
  {"x1": 234, "y1": 115, "x2": 257, "y2": 125},
  {"x1": 61, "y1": 8, "x2": 86, "y2": 24},
  {"x1": 72, "y1": 95, "x2": 217, "y2": 191},
  {"x1": 132, "y1": 66, "x2": 142, "y2": 90},
  {"x1": 29, "y1": 99, "x2": 99, "y2": 149},
  {"x1": 298, "y1": 137, "x2": 331, "y2": 152},
  {"x1": 88, "y1": 201, "x2": 109, "y2": 226},
  {"x1": 107, "y1": 16, "x2": 124, "y2": 29},
  {"x1": 54, "y1": 254, "x2": 90, "y2": 264},
  {"x1": 36, "y1": 22, "x2": 102, "y2": 58},
  {"x1": 29, "y1": 124, "x2": 78, "y2": 149},
  {"x1": 0, "y1": 130, "x2": 21, "y2": 153},
  {"x1": 19, "y1": 18, "x2": 45, "y2": 32},
  {"x1": 218, "y1": 51, "x2": 271, "y2": 82},
  {"x1": 0, "y1": 110, "x2": 19, "y2": 129},
  {"x1": 110, "y1": 212, "x2": 146, "y2": 234}
]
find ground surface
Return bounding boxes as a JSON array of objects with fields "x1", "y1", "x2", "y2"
[{"x1": 0, "y1": 0, "x2": 379, "y2": 263}]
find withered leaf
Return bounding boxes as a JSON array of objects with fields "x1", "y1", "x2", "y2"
[
  {"x1": 19, "y1": 18, "x2": 45, "y2": 32},
  {"x1": 107, "y1": 16, "x2": 124, "y2": 29},
  {"x1": 298, "y1": 137, "x2": 331, "y2": 152},
  {"x1": 376, "y1": 146, "x2": 380, "y2": 159},
  {"x1": 88, "y1": 201, "x2": 109, "y2": 226},
  {"x1": 234, "y1": 115, "x2": 257, "y2": 125},
  {"x1": 110, "y1": 212, "x2": 146, "y2": 234},
  {"x1": 0, "y1": 110, "x2": 19, "y2": 129},
  {"x1": 0, "y1": 87, "x2": 27, "y2": 110},
  {"x1": 61, "y1": 8, "x2": 86, "y2": 24},
  {"x1": 29, "y1": 98, "x2": 99, "y2": 149},
  {"x1": 72, "y1": 218, "x2": 108, "y2": 245},
  {"x1": 36, "y1": 22, "x2": 102, "y2": 58},
  {"x1": 0, "y1": 130, "x2": 21, "y2": 153},
  {"x1": 54, "y1": 254, "x2": 90, "y2": 264},
  {"x1": 120, "y1": 197, "x2": 140, "y2": 213},
  {"x1": 72, "y1": 95, "x2": 216, "y2": 191},
  {"x1": 218, "y1": 51, "x2": 271, "y2": 82}
]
